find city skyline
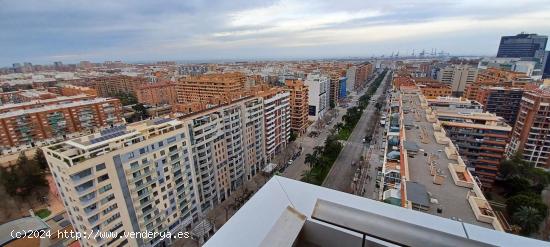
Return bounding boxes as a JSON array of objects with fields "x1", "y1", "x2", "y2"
[{"x1": 2, "y1": 0, "x2": 550, "y2": 66}]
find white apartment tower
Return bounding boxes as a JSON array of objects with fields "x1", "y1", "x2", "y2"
[
  {"x1": 346, "y1": 66, "x2": 356, "y2": 93},
  {"x1": 437, "y1": 65, "x2": 478, "y2": 97},
  {"x1": 44, "y1": 120, "x2": 201, "y2": 247},
  {"x1": 261, "y1": 89, "x2": 291, "y2": 161},
  {"x1": 305, "y1": 72, "x2": 330, "y2": 121},
  {"x1": 44, "y1": 96, "x2": 276, "y2": 247}
]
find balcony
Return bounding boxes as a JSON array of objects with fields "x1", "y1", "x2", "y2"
[{"x1": 448, "y1": 163, "x2": 474, "y2": 188}]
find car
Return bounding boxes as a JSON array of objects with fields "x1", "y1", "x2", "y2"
[
  {"x1": 362, "y1": 138, "x2": 366, "y2": 143},
  {"x1": 437, "y1": 149, "x2": 443, "y2": 152},
  {"x1": 287, "y1": 159, "x2": 293, "y2": 165}
]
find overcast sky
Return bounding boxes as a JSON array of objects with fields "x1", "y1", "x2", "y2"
[{"x1": 1, "y1": 0, "x2": 550, "y2": 66}]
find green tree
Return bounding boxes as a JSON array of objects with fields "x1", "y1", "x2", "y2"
[
  {"x1": 304, "y1": 153, "x2": 319, "y2": 168},
  {"x1": 512, "y1": 206, "x2": 543, "y2": 236},
  {"x1": 16, "y1": 152, "x2": 48, "y2": 196},
  {"x1": 504, "y1": 177, "x2": 531, "y2": 196},
  {"x1": 130, "y1": 103, "x2": 149, "y2": 122},
  {"x1": 0, "y1": 166, "x2": 20, "y2": 196},
  {"x1": 115, "y1": 92, "x2": 138, "y2": 106},
  {"x1": 289, "y1": 132, "x2": 297, "y2": 142},
  {"x1": 301, "y1": 169, "x2": 316, "y2": 183},
  {"x1": 33, "y1": 148, "x2": 49, "y2": 170},
  {"x1": 335, "y1": 122, "x2": 344, "y2": 131},
  {"x1": 506, "y1": 194, "x2": 548, "y2": 218},
  {"x1": 313, "y1": 146, "x2": 324, "y2": 156}
]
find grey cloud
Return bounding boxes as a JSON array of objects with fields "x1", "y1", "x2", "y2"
[{"x1": 0, "y1": 0, "x2": 549, "y2": 65}]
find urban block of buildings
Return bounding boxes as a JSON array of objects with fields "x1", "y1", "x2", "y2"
[
  {"x1": 43, "y1": 85, "x2": 292, "y2": 246},
  {"x1": 0, "y1": 96, "x2": 123, "y2": 152},
  {"x1": 507, "y1": 89, "x2": 550, "y2": 168},
  {"x1": 378, "y1": 86, "x2": 505, "y2": 233}
]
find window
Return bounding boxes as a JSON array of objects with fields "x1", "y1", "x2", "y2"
[
  {"x1": 96, "y1": 163, "x2": 106, "y2": 171},
  {"x1": 75, "y1": 180, "x2": 94, "y2": 192},
  {"x1": 98, "y1": 174, "x2": 109, "y2": 182},
  {"x1": 99, "y1": 184, "x2": 112, "y2": 194},
  {"x1": 167, "y1": 136, "x2": 177, "y2": 144},
  {"x1": 70, "y1": 168, "x2": 92, "y2": 181},
  {"x1": 130, "y1": 161, "x2": 139, "y2": 170}
]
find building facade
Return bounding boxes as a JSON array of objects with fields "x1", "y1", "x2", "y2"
[
  {"x1": 497, "y1": 33, "x2": 548, "y2": 61},
  {"x1": 0, "y1": 98, "x2": 122, "y2": 149},
  {"x1": 507, "y1": 89, "x2": 550, "y2": 168},
  {"x1": 475, "y1": 87, "x2": 524, "y2": 125},
  {"x1": 464, "y1": 67, "x2": 532, "y2": 100},
  {"x1": 175, "y1": 72, "x2": 245, "y2": 103},
  {"x1": 338, "y1": 77, "x2": 347, "y2": 100},
  {"x1": 305, "y1": 72, "x2": 329, "y2": 121},
  {"x1": 43, "y1": 91, "x2": 293, "y2": 246},
  {"x1": 284, "y1": 79, "x2": 309, "y2": 135},
  {"x1": 257, "y1": 88, "x2": 291, "y2": 161},
  {"x1": 435, "y1": 112, "x2": 512, "y2": 186},
  {"x1": 436, "y1": 65, "x2": 478, "y2": 97},
  {"x1": 418, "y1": 83, "x2": 451, "y2": 99},
  {"x1": 61, "y1": 85, "x2": 98, "y2": 97},
  {"x1": 44, "y1": 120, "x2": 201, "y2": 247},
  {"x1": 136, "y1": 82, "x2": 178, "y2": 106},
  {"x1": 89, "y1": 75, "x2": 146, "y2": 97}
]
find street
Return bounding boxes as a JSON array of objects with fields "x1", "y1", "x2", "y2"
[
  {"x1": 280, "y1": 77, "x2": 376, "y2": 181},
  {"x1": 322, "y1": 71, "x2": 391, "y2": 192}
]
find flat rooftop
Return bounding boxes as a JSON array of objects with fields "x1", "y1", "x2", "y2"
[
  {"x1": 205, "y1": 176, "x2": 543, "y2": 247},
  {"x1": 0, "y1": 97, "x2": 116, "y2": 119},
  {"x1": 0, "y1": 94, "x2": 91, "y2": 111},
  {"x1": 401, "y1": 92, "x2": 493, "y2": 229}
]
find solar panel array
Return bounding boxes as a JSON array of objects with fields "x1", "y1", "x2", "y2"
[
  {"x1": 100, "y1": 125, "x2": 127, "y2": 135},
  {"x1": 90, "y1": 130, "x2": 128, "y2": 144},
  {"x1": 153, "y1": 118, "x2": 173, "y2": 125}
]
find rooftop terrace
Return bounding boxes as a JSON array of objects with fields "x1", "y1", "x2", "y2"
[{"x1": 400, "y1": 90, "x2": 503, "y2": 230}]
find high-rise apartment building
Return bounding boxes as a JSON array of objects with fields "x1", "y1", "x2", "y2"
[
  {"x1": 257, "y1": 88, "x2": 291, "y2": 161},
  {"x1": 507, "y1": 89, "x2": 550, "y2": 168},
  {"x1": 305, "y1": 72, "x2": 329, "y2": 121},
  {"x1": 543, "y1": 51, "x2": 550, "y2": 79},
  {"x1": 329, "y1": 74, "x2": 340, "y2": 107},
  {"x1": 345, "y1": 67, "x2": 356, "y2": 92},
  {"x1": 284, "y1": 79, "x2": 309, "y2": 135},
  {"x1": 436, "y1": 65, "x2": 478, "y2": 97},
  {"x1": 338, "y1": 77, "x2": 347, "y2": 99},
  {"x1": 89, "y1": 75, "x2": 147, "y2": 97},
  {"x1": 433, "y1": 111, "x2": 512, "y2": 186},
  {"x1": 475, "y1": 87, "x2": 524, "y2": 125},
  {"x1": 44, "y1": 120, "x2": 201, "y2": 247},
  {"x1": 346, "y1": 62, "x2": 373, "y2": 91},
  {"x1": 136, "y1": 82, "x2": 178, "y2": 106},
  {"x1": 418, "y1": 83, "x2": 451, "y2": 99},
  {"x1": 0, "y1": 89, "x2": 58, "y2": 104},
  {"x1": 497, "y1": 33, "x2": 548, "y2": 60},
  {"x1": 44, "y1": 96, "x2": 270, "y2": 247},
  {"x1": 0, "y1": 98, "x2": 122, "y2": 148},
  {"x1": 464, "y1": 68, "x2": 532, "y2": 100},
  {"x1": 0, "y1": 94, "x2": 95, "y2": 113},
  {"x1": 61, "y1": 85, "x2": 98, "y2": 97},
  {"x1": 175, "y1": 72, "x2": 245, "y2": 103}
]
